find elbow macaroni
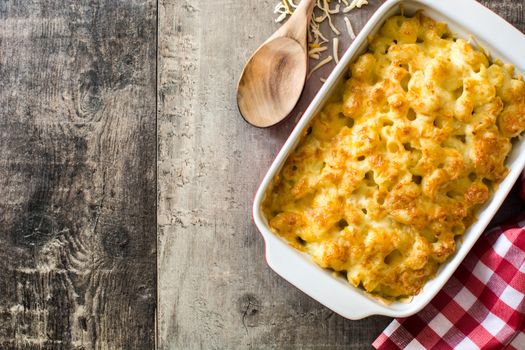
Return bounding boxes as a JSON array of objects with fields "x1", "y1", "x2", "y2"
[{"x1": 262, "y1": 13, "x2": 525, "y2": 299}]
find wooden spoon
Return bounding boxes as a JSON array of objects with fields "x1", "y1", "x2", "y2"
[{"x1": 237, "y1": 0, "x2": 316, "y2": 128}]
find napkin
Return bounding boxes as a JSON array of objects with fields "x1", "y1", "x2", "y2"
[{"x1": 373, "y1": 178, "x2": 525, "y2": 350}]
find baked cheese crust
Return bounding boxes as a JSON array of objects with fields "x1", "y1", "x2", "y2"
[{"x1": 262, "y1": 13, "x2": 525, "y2": 299}]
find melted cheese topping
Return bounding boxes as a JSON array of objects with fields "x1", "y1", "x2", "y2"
[{"x1": 263, "y1": 14, "x2": 525, "y2": 299}]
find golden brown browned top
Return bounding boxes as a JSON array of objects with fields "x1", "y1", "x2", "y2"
[{"x1": 262, "y1": 13, "x2": 525, "y2": 299}]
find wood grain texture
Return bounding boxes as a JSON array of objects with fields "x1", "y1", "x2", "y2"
[
  {"x1": 157, "y1": 1, "x2": 390, "y2": 349},
  {"x1": 159, "y1": 1, "x2": 525, "y2": 349},
  {"x1": 0, "y1": 0, "x2": 156, "y2": 349}
]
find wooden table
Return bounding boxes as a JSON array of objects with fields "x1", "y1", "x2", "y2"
[
  {"x1": 1, "y1": 0, "x2": 523, "y2": 349},
  {"x1": 0, "y1": 0, "x2": 156, "y2": 348}
]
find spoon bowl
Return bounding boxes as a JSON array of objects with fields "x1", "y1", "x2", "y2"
[{"x1": 237, "y1": 37, "x2": 307, "y2": 128}]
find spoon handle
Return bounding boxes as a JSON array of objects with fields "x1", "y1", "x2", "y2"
[
  {"x1": 296, "y1": 0, "x2": 317, "y2": 18},
  {"x1": 272, "y1": 0, "x2": 316, "y2": 45}
]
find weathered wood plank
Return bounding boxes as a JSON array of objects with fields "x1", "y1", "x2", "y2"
[
  {"x1": 159, "y1": 0, "x2": 525, "y2": 349},
  {"x1": 158, "y1": 1, "x2": 391, "y2": 349},
  {"x1": 0, "y1": 0, "x2": 156, "y2": 349}
]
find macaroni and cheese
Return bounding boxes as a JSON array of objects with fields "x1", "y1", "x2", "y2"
[{"x1": 263, "y1": 13, "x2": 525, "y2": 299}]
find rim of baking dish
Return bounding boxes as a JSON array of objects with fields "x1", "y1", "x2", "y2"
[{"x1": 253, "y1": 0, "x2": 525, "y2": 320}]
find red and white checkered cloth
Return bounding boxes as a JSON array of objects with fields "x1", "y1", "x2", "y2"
[{"x1": 373, "y1": 178, "x2": 525, "y2": 350}]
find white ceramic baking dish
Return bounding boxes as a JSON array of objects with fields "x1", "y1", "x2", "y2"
[{"x1": 253, "y1": 0, "x2": 525, "y2": 319}]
